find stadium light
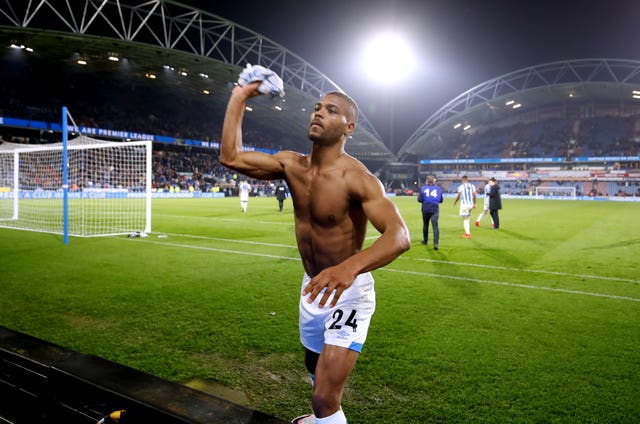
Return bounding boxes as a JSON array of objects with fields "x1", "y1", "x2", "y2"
[
  {"x1": 10, "y1": 43, "x2": 33, "y2": 52},
  {"x1": 361, "y1": 32, "x2": 416, "y2": 84}
]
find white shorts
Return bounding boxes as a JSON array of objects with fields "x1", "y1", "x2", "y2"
[
  {"x1": 459, "y1": 204, "x2": 473, "y2": 217},
  {"x1": 299, "y1": 272, "x2": 376, "y2": 354}
]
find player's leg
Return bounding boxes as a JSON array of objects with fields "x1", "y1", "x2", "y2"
[
  {"x1": 475, "y1": 208, "x2": 484, "y2": 225},
  {"x1": 431, "y1": 212, "x2": 440, "y2": 249},
  {"x1": 312, "y1": 344, "x2": 358, "y2": 421},
  {"x1": 490, "y1": 209, "x2": 500, "y2": 228},
  {"x1": 421, "y1": 212, "x2": 430, "y2": 244},
  {"x1": 461, "y1": 207, "x2": 471, "y2": 237}
]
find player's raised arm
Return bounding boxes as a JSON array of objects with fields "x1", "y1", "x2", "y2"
[{"x1": 220, "y1": 82, "x2": 285, "y2": 179}]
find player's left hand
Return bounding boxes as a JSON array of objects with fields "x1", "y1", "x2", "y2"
[{"x1": 303, "y1": 266, "x2": 356, "y2": 308}]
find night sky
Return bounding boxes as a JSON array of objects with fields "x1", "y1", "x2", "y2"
[{"x1": 183, "y1": 0, "x2": 640, "y2": 152}]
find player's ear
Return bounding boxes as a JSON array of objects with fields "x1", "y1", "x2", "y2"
[{"x1": 345, "y1": 121, "x2": 355, "y2": 136}]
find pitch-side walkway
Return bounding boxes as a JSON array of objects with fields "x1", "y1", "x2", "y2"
[{"x1": 0, "y1": 325, "x2": 288, "y2": 423}]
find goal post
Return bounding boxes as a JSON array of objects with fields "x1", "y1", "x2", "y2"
[
  {"x1": 534, "y1": 186, "x2": 577, "y2": 199},
  {"x1": 0, "y1": 107, "x2": 152, "y2": 240}
]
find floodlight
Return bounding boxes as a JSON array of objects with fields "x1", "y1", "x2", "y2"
[{"x1": 361, "y1": 32, "x2": 416, "y2": 84}]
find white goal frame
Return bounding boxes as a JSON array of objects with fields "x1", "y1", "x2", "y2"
[
  {"x1": 534, "y1": 186, "x2": 577, "y2": 199},
  {"x1": 0, "y1": 127, "x2": 152, "y2": 241}
]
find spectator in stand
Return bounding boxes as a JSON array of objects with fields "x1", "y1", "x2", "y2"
[
  {"x1": 275, "y1": 180, "x2": 289, "y2": 212},
  {"x1": 417, "y1": 176, "x2": 443, "y2": 250},
  {"x1": 453, "y1": 175, "x2": 477, "y2": 238},
  {"x1": 488, "y1": 177, "x2": 502, "y2": 229},
  {"x1": 475, "y1": 179, "x2": 493, "y2": 228}
]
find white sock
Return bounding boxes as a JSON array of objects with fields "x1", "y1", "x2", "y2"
[
  {"x1": 315, "y1": 409, "x2": 346, "y2": 424},
  {"x1": 464, "y1": 219, "x2": 470, "y2": 234}
]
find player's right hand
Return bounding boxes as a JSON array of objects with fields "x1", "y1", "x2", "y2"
[{"x1": 233, "y1": 81, "x2": 263, "y2": 98}]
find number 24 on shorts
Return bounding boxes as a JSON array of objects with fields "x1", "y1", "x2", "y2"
[{"x1": 328, "y1": 309, "x2": 358, "y2": 332}]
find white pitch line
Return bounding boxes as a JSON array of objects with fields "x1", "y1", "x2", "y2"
[
  {"x1": 163, "y1": 232, "x2": 294, "y2": 248},
  {"x1": 138, "y1": 238, "x2": 300, "y2": 261},
  {"x1": 379, "y1": 268, "x2": 640, "y2": 303},
  {"x1": 405, "y1": 257, "x2": 639, "y2": 284},
  {"x1": 131, "y1": 238, "x2": 640, "y2": 303}
]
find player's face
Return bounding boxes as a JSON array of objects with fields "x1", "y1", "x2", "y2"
[{"x1": 308, "y1": 94, "x2": 355, "y2": 144}]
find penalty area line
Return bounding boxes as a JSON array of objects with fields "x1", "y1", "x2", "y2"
[{"x1": 128, "y1": 238, "x2": 639, "y2": 303}]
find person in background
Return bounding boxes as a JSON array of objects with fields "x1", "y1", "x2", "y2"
[
  {"x1": 239, "y1": 179, "x2": 251, "y2": 212},
  {"x1": 488, "y1": 177, "x2": 502, "y2": 229},
  {"x1": 221, "y1": 79, "x2": 411, "y2": 424},
  {"x1": 275, "y1": 180, "x2": 289, "y2": 212},
  {"x1": 417, "y1": 175, "x2": 443, "y2": 250},
  {"x1": 453, "y1": 175, "x2": 477, "y2": 239},
  {"x1": 475, "y1": 179, "x2": 494, "y2": 228}
]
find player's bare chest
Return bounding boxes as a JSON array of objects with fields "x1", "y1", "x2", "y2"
[{"x1": 291, "y1": 172, "x2": 351, "y2": 225}]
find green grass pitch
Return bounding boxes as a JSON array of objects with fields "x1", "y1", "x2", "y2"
[{"x1": 1, "y1": 196, "x2": 638, "y2": 423}]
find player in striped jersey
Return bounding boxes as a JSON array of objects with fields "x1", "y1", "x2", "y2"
[
  {"x1": 475, "y1": 180, "x2": 494, "y2": 228},
  {"x1": 453, "y1": 175, "x2": 477, "y2": 238}
]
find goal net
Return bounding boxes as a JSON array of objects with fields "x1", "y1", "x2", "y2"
[
  {"x1": 534, "y1": 186, "x2": 577, "y2": 199},
  {"x1": 0, "y1": 135, "x2": 152, "y2": 237}
]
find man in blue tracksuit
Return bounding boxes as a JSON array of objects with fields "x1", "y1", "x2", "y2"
[{"x1": 417, "y1": 175, "x2": 443, "y2": 250}]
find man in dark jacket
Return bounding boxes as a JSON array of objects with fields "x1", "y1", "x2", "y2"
[
  {"x1": 275, "y1": 180, "x2": 289, "y2": 212},
  {"x1": 488, "y1": 177, "x2": 502, "y2": 229}
]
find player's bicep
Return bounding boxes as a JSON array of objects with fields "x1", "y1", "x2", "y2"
[
  {"x1": 227, "y1": 151, "x2": 288, "y2": 179},
  {"x1": 359, "y1": 175, "x2": 405, "y2": 234}
]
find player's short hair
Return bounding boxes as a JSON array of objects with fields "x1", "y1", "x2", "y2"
[
  {"x1": 461, "y1": 175, "x2": 468, "y2": 181},
  {"x1": 427, "y1": 175, "x2": 436, "y2": 184},
  {"x1": 490, "y1": 177, "x2": 497, "y2": 182},
  {"x1": 325, "y1": 91, "x2": 359, "y2": 123}
]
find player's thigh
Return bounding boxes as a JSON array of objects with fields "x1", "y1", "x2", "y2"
[{"x1": 315, "y1": 344, "x2": 359, "y2": 388}]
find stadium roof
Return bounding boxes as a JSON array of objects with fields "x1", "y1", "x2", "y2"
[
  {"x1": 397, "y1": 58, "x2": 640, "y2": 162},
  {"x1": 0, "y1": 0, "x2": 397, "y2": 163}
]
